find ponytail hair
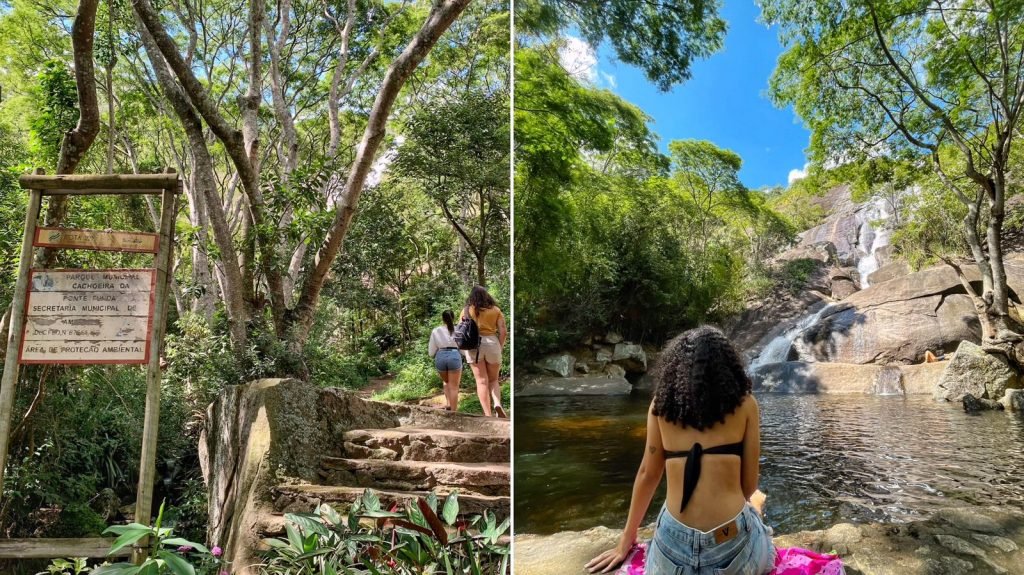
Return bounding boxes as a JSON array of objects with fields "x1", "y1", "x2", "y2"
[{"x1": 442, "y1": 310, "x2": 455, "y2": 334}]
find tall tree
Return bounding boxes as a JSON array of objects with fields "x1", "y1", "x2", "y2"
[
  {"x1": 764, "y1": 0, "x2": 1024, "y2": 356},
  {"x1": 394, "y1": 90, "x2": 510, "y2": 286}
]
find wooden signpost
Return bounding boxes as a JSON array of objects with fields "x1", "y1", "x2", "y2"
[{"x1": 0, "y1": 170, "x2": 180, "y2": 562}]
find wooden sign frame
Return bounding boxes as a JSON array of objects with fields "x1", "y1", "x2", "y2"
[{"x1": 0, "y1": 169, "x2": 180, "y2": 562}]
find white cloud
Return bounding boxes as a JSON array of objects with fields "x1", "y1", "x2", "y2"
[
  {"x1": 788, "y1": 163, "x2": 809, "y2": 185},
  {"x1": 600, "y1": 71, "x2": 617, "y2": 88},
  {"x1": 559, "y1": 36, "x2": 598, "y2": 83}
]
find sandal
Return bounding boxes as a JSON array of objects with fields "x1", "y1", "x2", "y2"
[{"x1": 493, "y1": 405, "x2": 507, "y2": 418}]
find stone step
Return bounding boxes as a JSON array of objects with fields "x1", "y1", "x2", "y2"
[
  {"x1": 320, "y1": 457, "x2": 510, "y2": 496},
  {"x1": 271, "y1": 484, "x2": 510, "y2": 523},
  {"x1": 342, "y1": 427, "x2": 510, "y2": 463}
]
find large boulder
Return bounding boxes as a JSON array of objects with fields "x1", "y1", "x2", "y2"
[
  {"x1": 934, "y1": 341, "x2": 1020, "y2": 402},
  {"x1": 790, "y1": 257, "x2": 1024, "y2": 365},
  {"x1": 1001, "y1": 389, "x2": 1024, "y2": 411},
  {"x1": 829, "y1": 268, "x2": 859, "y2": 300},
  {"x1": 752, "y1": 361, "x2": 948, "y2": 394},
  {"x1": 611, "y1": 343, "x2": 647, "y2": 373},
  {"x1": 199, "y1": 379, "x2": 329, "y2": 573},
  {"x1": 535, "y1": 353, "x2": 576, "y2": 378}
]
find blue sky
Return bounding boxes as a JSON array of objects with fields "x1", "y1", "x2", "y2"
[{"x1": 561, "y1": 1, "x2": 811, "y2": 189}]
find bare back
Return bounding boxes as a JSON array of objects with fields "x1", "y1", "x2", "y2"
[{"x1": 656, "y1": 393, "x2": 761, "y2": 531}]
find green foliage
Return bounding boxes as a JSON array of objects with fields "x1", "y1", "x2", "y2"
[
  {"x1": 259, "y1": 490, "x2": 510, "y2": 575},
  {"x1": 29, "y1": 61, "x2": 79, "y2": 167},
  {"x1": 45, "y1": 503, "x2": 108, "y2": 538},
  {"x1": 39, "y1": 557, "x2": 91, "y2": 575},
  {"x1": 517, "y1": 0, "x2": 726, "y2": 90},
  {"x1": 457, "y1": 383, "x2": 510, "y2": 415},
  {"x1": 93, "y1": 501, "x2": 228, "y2": 575}
]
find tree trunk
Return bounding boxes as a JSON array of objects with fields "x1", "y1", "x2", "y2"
[
  {"x1": 290, "y1": 0, "x2": 473, "y2": 347},
  {"x1": 35, "y1": 0, "x2": 102, "y2": 269},
  {"x1": 136, "y1": 17, "x2": 250, "y2": 353}
]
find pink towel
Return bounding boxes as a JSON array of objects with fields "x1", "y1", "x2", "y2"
[
  {"x1": 614, "y1": 544, "x2": 845, "y2": 575},
  {"x1": 615, "y1": 543, "x2": 647, "y2": 575},
  {"x1": 772, "y1": 547, "x2": 845, "y2": 575}
]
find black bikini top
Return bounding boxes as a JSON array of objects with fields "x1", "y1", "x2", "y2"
[{"x1": 663, "y1": 441, "x2": 744, "y2": 513}]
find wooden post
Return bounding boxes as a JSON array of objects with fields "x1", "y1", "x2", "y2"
[
  {"x1": 132, "y1": 173, "x2": 177, "y2": 563},
  {"x1": 0, "y1": 175, "x2": 43, "y2": 491}
]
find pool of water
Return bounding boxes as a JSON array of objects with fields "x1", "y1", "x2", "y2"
[{"x1": 513, "y1": 393, "x2": 1024, "y2": 535}]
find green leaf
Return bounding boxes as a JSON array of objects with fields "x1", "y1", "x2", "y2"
[
  {"x1": 161, "y1": 538, "x2": 210, "y2": 554},
  {"x1": 157, "y1": 551, "x2": 196, "y2": 575},
  {"x1": 442, "y1": 492, "x2": 460, "y2": 525},
  {"x1": 91, "y1": 564, "x2": 141, "y2": 575},
  {"x1": 108, "y1": 528, "x2": 152, "y2": 555}
]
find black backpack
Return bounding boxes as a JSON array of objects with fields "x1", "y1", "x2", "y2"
[{"x1": 453, "y1": 306, "x2": 480, "y2": 351}]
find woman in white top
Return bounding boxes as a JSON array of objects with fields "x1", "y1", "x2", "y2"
[{"x1": 428, "y1": 310, "x2": 462, "y2": 411}]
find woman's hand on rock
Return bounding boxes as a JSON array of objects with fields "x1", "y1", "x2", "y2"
[{"x1": 585, "y1": 540, "x2": 632, "y2": 573}]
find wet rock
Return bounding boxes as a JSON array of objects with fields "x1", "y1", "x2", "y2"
[
  {"x1": 936, "y1": 341, "x2": 1019, "y2": 402},
  {"x1": 935, "y1": 534, "x2": 987, "y2": 557},
  {"x1": 612, "y1": 343, "x2": 647, "y2": 373},
  {"x1": 517, "y1": 374, "x2": 631, "y2": 396},
  {"x1": 824, "y1": 523, "x2": 863, "y2": 546},
  {"x1": 751, "y1": 361, "x2": 946, "y2": 394},
  {"x1": 605, "y1": 332, "x2": 624, "y2": 344},
  {"x1": 535, "y1": 353, "x2": 576, "y2": 378},
  {"x1": 603, "y1": 364, "x2": 627, "y2": 378},
  {"x1": 963, "y1": 393, "x2": 1005, "y2": 412},
  {"x1": 971, "y1": 534, "x2": 1018, "y2": 553},
  {"x1": 937, "y1": 508, "x2": 1003, "y2": 533},
  {"x1": 1000, "y1": 389, "x2": 1024, "y2": 411},
  {"x1": 595, "y1": 347, "x2": 613, "y2": 364}
]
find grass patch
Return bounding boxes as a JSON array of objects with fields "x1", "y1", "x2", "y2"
[{"x1": 457, "y1": 382, "x2": 511, "y2": 415}]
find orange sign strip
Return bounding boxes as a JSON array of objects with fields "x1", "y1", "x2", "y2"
[{"x1": 33, "y1": 227, "x2": 159, "y2": 253}]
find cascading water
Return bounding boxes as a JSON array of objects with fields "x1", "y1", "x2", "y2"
[
  {"x1": 871, "y1": 366, "x2": 905, "y2": 396},
  {"x1": 856, "y1": 197, "x2": 895, "y2": 288},
  {"x1": 749, "y1": 303, "x2": 834, "y2": 372}
]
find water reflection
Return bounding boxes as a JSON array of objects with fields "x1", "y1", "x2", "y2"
[{"x1": 514, "y1": 393, "x2": 1024, "y2": 535}]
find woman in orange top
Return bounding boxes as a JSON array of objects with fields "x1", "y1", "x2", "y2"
[{"x1": 461, "y1": 285, "x2": 508, "y2": 417}]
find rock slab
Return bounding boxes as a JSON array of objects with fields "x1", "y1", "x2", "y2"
[{"x1": 935, "y1": 340, "x2": 1020, "y2": 402}]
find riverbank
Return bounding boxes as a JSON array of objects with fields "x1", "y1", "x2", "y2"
[{"x1": 514, "y1": 505, "x2": 1024, "y2": 575}]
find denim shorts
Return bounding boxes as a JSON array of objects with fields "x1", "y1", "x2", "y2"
[
  {"x1": 434, "y1": 349, "x2": 463, "y2": 372},
  {"x1": 645, "y1": 504, "x2": 775, "y2": 575}
]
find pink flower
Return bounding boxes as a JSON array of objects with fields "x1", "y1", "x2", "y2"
[
  {"x1": 177, "y1": 545, "x2": 193, "y2": 553},
  {"x1": 212, "y1": 546, "x2": 223, "y2": 557},
  {"x1": 220, "y1": 571, "x2": 229, "y2": 575}
]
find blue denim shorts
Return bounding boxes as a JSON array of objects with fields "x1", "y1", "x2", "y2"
[
  {"x1": 645, "y1": 504, "x2": 775, "y2": 575},
  {"x1": 434, "y1": 348, "x2": 463, "y2": 372}
]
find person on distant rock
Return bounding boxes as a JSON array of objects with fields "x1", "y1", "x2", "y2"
[
  {"x1": 461, "y1": 285, "x2": 508, "y2": 418},
  {"x1": 586, "y1": 326, "x2": 775, "y2": 575},
  {"x1": 924, "y1": 350, "x2": 939, "y2": 363},
  {"x1": 429, "y1": 310, "x2": 463, "y2": 411}
]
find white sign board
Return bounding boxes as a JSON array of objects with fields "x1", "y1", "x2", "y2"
[{"x1": 19, "y1": 270, "x2": 156, "y2": 364}]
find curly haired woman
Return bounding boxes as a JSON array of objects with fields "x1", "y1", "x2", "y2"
[{"x1": 586, "y1": 326, "x2": 775, "y2": 575}]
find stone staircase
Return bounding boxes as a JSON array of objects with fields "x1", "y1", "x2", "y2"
[
  {"x1": 202, "y1": 380, "x2": 510, "y2": 572},
  {"x1": 266, "y1": 392, "x2": 510, "y2": 528}
]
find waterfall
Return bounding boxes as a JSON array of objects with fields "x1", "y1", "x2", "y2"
[
  {"x1": 871, "y1": 366, "x2": 905, "y2": 396},
  {"x1": 749, "y1": 303, "x2": 834, "y2": 372},
  {"x1": 856, "y1": 197, "x2": 894, "y2": 288}
]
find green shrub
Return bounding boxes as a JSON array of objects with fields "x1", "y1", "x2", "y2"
[
  {"x1": 44, "y1": 503, "x2": 107, "y2": 538},
  {"x1": 259, "y1": 490, "x2": 509, "y2": 575}
]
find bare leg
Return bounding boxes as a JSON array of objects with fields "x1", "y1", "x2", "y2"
[
  {"x1": 436, "y1": 370, "x2": 449, "y2": 409},
  {"x1": 470, "y1": 361, "x2": 492, "y2": 416},
  {"x1": 446, "y1": 370, "x2": 462, "y2": 410},
  {"x1": 486, "y1": 361, "x2": 503, "y2": 416}
]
